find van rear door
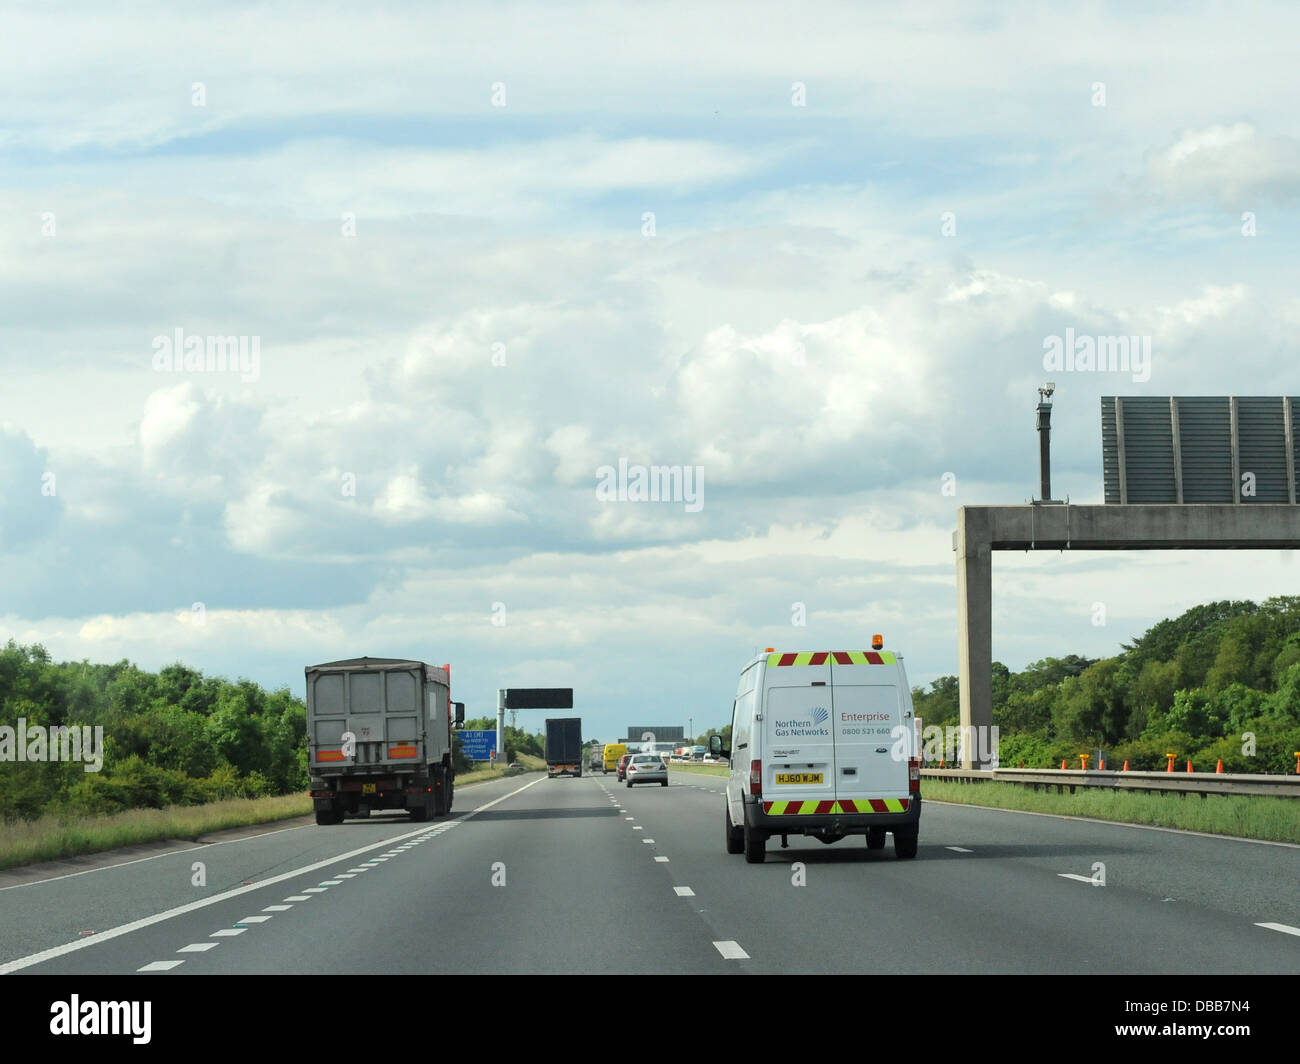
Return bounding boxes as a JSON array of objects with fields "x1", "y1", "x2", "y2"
[
  {"x1": 828, "y1": 654, "x2": 910, "y2": 809},
  {"x1": 760, "y1": 655, "x2": 835, "y2": 810}
]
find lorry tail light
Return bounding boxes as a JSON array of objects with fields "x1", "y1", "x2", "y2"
[
  {"x1": 909, "y1": 758, "x2": 920, "y2": 793},
  {"x1": 749, "y1": 760, "x2": 762, "y2": 796}
]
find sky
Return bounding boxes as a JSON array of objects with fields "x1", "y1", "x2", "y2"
[{"x1": 3, "y1": 1, "x2": 1300, "y2": 744}]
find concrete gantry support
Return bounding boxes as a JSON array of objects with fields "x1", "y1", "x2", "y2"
[
  {"x1": 953, "y1": 504, "x2": 1300, "y2": 769},
  {"x1": 954, "y1": 508, "x2": 993, "y2": 765}
]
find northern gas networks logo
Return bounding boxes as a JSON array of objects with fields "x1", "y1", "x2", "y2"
[{"x1": 774, "y1": 706, "x2": 830, "y2": 738}]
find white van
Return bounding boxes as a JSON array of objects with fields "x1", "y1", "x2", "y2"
[{"x1": 710, "y1": 642, "x2": 920, "y2": 863}]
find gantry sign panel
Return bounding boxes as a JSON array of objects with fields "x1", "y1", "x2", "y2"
[{"x1": 1102, "y1": 396, "x2": 1299, "y2": 504}]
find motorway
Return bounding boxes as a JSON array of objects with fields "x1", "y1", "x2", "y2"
[{"x1": 1, "y1": 770, "x2": 1298, "y2": 975}]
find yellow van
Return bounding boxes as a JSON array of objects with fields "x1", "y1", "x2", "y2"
[{"x1": 602, "y1": 743, "x2": 627, "y2": 774}]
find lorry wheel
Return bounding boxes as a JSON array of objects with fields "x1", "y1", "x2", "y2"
[
  {"x1": 626, "y1": 780, "x2": 632, "y2": 788},
  {"x1": 314, "y1": 809, "x2": 341, "y2": 826},
  {"x1": 446, "y1": 777, "x2": 454, "y2": 813},
  {"x1": 866, "y1": 828, "x2": 886, "y2": 850},
  {"x1": 743, "y1": 820, "x2": 766, "y2": 864},
  {"x1": 660, "y1": 780, "x2": 668, "y2": 787},
  {"x1": 410, "y1": 806, "x2": 428, "y2": 822},
  {"x1": 724, "y1": 804, "x2": 743, "y2": 855},
  {"x1": 893, "y1": 827, "x2": 918, "y2": 859}
]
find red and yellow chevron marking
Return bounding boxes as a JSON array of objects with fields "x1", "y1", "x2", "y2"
[
  {"x1": 387, "y1": 745, "x2": 418, "y2": 759},
  {"x1": 766, "y1": 651, "x2": 897, "y2": 666},
  {"x1": 316, "y1": 749, "x2": 345, "y2": 762},
  {"x1": 762, "y1": 798, "x2": 910, "y2": 815}
]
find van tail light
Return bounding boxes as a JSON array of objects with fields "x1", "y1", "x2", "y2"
[
  {"x1": 909, "y1": 757, "x2": 920, "y2": 794},
  {"x1": 749, "y1": 760, "x2": 762, "y2": 796}
]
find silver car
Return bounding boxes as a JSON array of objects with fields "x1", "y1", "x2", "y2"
[{"x1": 626, "y1": 753, "x2": 668, "y2": 788}]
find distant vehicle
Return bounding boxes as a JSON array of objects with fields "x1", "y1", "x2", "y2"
[
  {"x1": 715, "y1": 639, "x2": 921, "y2": 863},
  {"x1": 603, "y1": 743, "x2": 628, "y2": 774},
  {"x1": 545, "y1": 718, "x2": 583, "y2": 778},
  {"x1": 616, "y1": 754, "x2": 632, "y2": 781},
  {"x1": 692, "y1": 745, "x2": 706, "y2": 760},
  {"x1": 626, "y1": 753, "x2": 668, "y2": 788},
  {"x1": 305, "y1": 657, "x2": 464, "y2": 825}
]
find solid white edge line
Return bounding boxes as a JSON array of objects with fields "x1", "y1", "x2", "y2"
[
  {"x1": 0, "y1": 819, "x2": 316, "y2": 892},
  {"x1": 945, "y1": 846, "x2": 974, "y2": 853},
  {"x1": 1058, "y1": 873, "x2": 1095, "y2": 883},
  {"x1": 923, "y1": 798, "x2": 1300, "y2": 849},
  {"x1": 1255, "y1": 922, "x2": 1300, "y2": 937},
  {"x1": 0, "y1": 775, "x2": 547, "y2": 973}
]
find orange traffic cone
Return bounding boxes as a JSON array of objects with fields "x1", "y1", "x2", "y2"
[
  {"x1": 1186, "y1": 760, "x2": 1194, "y2": 773},
  {"x1": 1166, "y1": 754, "x2": 1176, "y2": 772},
  {"x1": 1122, "y1": 759, "x2": 1129, "y2": 772},
  {"x1": 1216, "y1": 759, "x2": 1224, "y2": 774},
  {"x1": 1060, "y1": 759, "x2": 1067, "y2": 770},
  {"x1": 1099, "y1": 757, "x2": 1106, "y2": 770}
]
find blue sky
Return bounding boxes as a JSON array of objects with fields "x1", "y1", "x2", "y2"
[{"x1": 3, "y1": 2, "x2": 1300, "y2": 743}]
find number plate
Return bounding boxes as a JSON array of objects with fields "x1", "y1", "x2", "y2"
[
  {"x1": 775, "y1": 773, "x2": 823, "y2": 784},
  {"x1": 361, "y1": 783, "x2": 377, "y2": 794}
]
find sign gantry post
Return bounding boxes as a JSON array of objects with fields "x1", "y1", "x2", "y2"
[{"x1": 496, "y1": 688, "x2": 575, "y2": 766}]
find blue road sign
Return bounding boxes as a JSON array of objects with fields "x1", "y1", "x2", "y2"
[{"x1": 459, "y1": 729, "x2": 497, "y2": 760}]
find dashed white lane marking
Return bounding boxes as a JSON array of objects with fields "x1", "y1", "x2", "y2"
[
  {"x1": 138, "y1": 960, "x2": 184, "y2": 971},
  {"x1": 1, "y1": 777, "x2": 547, "y2": 974},
  {"x1": 633, "y1": 826, "x2": 643, "y2": 831},
  {"x1": 713, "y1": 941, "x2": 749, "y2": 960},
  {"x1": 177, "y1": 943, "x2": 218, "y2": 953},
  {"x1": 946, "y1": 846, "x2": 974, "y2": 853},
  {"x1": 236, "y1": 916, "x2": 272, "y2": 924},
  {"x1": 625, "y1": 817, "x2": 634, "y2": 821},
  {"x1": 654, "y1": 856, "x2": 669, "y2": 862},
  {"x1": 1256, "y1": 922, "x2": 1300, "y2": 937},
  {"x1": 210, "y1": 928, "x2": 246, "y2": 937},
  {"x1": 673, "y1": 887, "x2": 695, "y2": 897},
  {"x1": 303, "y1": 887, "x2": 329, "y2": 893},
  {"x1": 284, "y1": 895, "x2": 311, "y2": 902},
  {"x1": 1058, "y1": 873, "x2": 1095, "y2": 883},
  {"x1": 320, "y1": 880, "x2": 343, "y2": 885},
  {"x1": 336, "y1": 874, "x2": 357, "y2": 879},
  {"x1": 642, "y1": 839, "x2": 655, "y2": 844},
  {"x1": 262, "y1": 905, "x2": 292, "y2": 912}
]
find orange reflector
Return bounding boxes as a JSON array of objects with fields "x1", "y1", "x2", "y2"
[
  {"x1": 317, "y1": 750, "x2": 345, "y2": 762},
  {"x1": 388, "y1": 745, "x2": 418, "y2": 758},
  {"x1": 764, "y1": 647, "x2": 775, "y2": 653},
  {"x1": 872, "y1": 633, "x2": 883, "y2": 649}
]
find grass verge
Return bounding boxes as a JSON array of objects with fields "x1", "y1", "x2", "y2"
[
  {"x1": 669, "y1": 764, "x2": 729, "y2": 777},
  {"x1": 0, "y1": 794, "x2": 314, "y2": 871},
  {"x1": 0, "y1": 753, "x2": 553, "y2": 871},
  {"x1": 922, "y1": 779, "x2": 1300, "y2": 844}
]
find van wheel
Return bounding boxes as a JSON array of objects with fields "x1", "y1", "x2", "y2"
[
  {"x1": 626, "y1": 780, "x2": 632, "y2": 788},
  {"x1": 743, "y1": 820, "x2": 766, "y2": 864},
  {"x1": 660, "y1": 780, "x2": 668, "y2": 787},
  {"x1": 724, "y1": 804, "x2": 743, "y2": 855},
  {"x1": 893, "y1": 827, "x2": 918, "y2": 859},
  {"x1": 866, "y1": 828, "x2": 886, "y2": 850}
]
